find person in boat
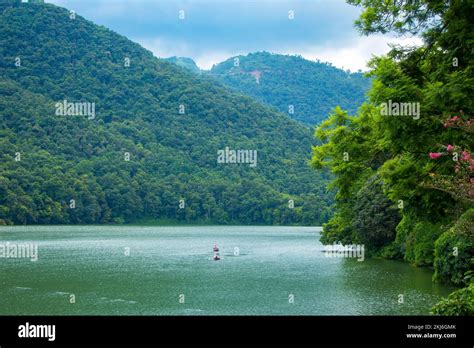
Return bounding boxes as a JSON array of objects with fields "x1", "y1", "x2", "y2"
[
  {"x1": 213, "y1": 253, "x2": 220, "y2": 261},
  {"x1": 213, "y1": 244, "x2": 219, "y2": 252}
]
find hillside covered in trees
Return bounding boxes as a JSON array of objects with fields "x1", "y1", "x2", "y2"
[
  {"x1": 0, "y1": 2, "x2": 333, "y2": 226},
  {"x1": 209, "y1": 52, "x2": 371, "y2": 126},
  {"x1": 312, "y1": 0, "x2": 473, "y2": 314}
]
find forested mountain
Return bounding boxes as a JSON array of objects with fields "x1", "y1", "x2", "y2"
[
  {"x1": 208, "y1": 52, "x2": 371, "y2": 125},
  {"x1": 0, "y1": 2, "x2": 333, "y2": 225}
]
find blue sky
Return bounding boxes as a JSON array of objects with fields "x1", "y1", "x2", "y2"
[{"x1": 47, "y1": 0, "x2": 421, "y2": 71}]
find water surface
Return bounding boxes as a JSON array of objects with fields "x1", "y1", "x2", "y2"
[{"x1": 0, "y1": 225, "x2": 453, "y2": 315}]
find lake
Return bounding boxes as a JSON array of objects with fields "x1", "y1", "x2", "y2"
[{"x1": 0, "y1": 225, "x2": 454, "y2": 315}]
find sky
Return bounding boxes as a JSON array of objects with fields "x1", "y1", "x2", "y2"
[{"x1": 47, "y1": 0, "x2": 422, "y2": 72}]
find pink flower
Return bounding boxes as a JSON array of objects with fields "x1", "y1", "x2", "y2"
[
  {"x1": 446, "y1": 144, "x2": 454, "y2": 152},
  {"x1": 429, "y1": 152, "x2": 443, "y2": 159},
  {"x1": 461, "y1": 151, "x2": 471, "y2": 161}
]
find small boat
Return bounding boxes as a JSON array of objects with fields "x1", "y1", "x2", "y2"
[
  {"x1": 213, "y1": 254, "x2": 220, "y2": 261},
  {"x1": 213, "y1": 244, "x2": 219, "y2": 252}
]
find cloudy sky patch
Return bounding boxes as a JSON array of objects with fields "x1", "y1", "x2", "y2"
[{"x1": 47, "y1": 0, "x2": 420, "y2": 71}]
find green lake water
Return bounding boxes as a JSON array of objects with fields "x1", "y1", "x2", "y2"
[{"x1": 0, "y1": 225, "x2": 454, "y2": 315}]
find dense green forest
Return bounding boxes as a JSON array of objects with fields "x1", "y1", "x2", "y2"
[
  {"x1": 208, "y1": 52, "x2": 371, "y2": 126},
  {"x1": 312, "y1": 0, "x2": 473, "y2": 314},
  {"x1": 0, "y1": 2, "x2": 333, "y2": 226}
]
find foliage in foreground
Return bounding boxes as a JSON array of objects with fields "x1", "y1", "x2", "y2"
[
  {"x1": 431, "y1": 281, "x2": 474, "y2": 316},
  {"x1": 313, "y1": 0, "x2": 473, "y2": 314},
  {"x1": 433, "y1": 209, "x2": 474, "y2": 286}
]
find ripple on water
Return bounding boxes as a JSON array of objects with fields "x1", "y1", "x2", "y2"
[
  {"x1": 100, "y1": 297, "x2": 136, "y2": 304},
  {"x1": 183, "y1": 308, "x2": 204, "y2": 313}
]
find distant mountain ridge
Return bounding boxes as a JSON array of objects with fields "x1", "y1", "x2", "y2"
[
  {"x1": 164, "y1": 56, "x2": 201, "y2": 74},
  {"x1": 166, "y1": 52, "x2": 371, "y2": 126},
  {"x1": 209, "y1": 52, "x2": 371, "y2": 125}
]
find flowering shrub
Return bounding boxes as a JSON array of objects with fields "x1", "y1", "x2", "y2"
[
  {"x1": 443, "y1": 111, "x2": 474, "y2": 134},
  {"x1": 426, "y1": 113, "x2": 473, "y2": 202},
  {"x1": 426, "y1": 146, "x2": 473, "y2": 202}
]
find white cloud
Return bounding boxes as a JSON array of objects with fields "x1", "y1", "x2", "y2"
[
  {"x1": 293, "y1": 35, "x2": 423, "y2": 72},
  {"x1": 136, "y1": 34, "x2": 423, "y2": 72},
  {"x1": 136, "y1": 37, "x2": 191, "y2": 60},
  {"x1": 310, "y1": 35, "x2": 422, "y2": 71}
]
